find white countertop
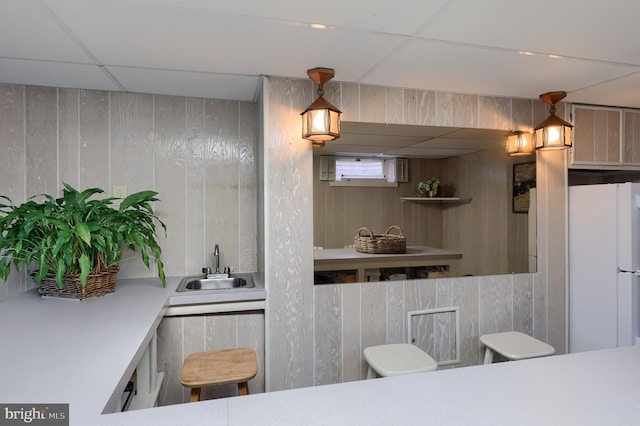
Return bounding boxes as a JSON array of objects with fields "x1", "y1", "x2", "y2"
[
  {"x1": 0, "y1": 274, "x2": 265, "y2": 425},
  {"x1": 2, "y1": 275, "x2": 640, "y2": 425},
  {"x1": 314, "y1": 246, "x2": 463, "y2": 263}
]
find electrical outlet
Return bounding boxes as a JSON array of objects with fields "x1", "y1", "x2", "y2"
[{"x1": 113, "y1": 185, "x2": 127, "y2": 199}]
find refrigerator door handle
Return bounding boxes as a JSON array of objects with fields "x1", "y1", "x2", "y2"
[{"x1": 618, "y1": 268, "x2": 640, "y2": 276}]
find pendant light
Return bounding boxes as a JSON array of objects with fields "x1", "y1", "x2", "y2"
[
  {"x1": 301, "y1": 67, "x2": 341, "y2": 144},
  {"x1": 533, "y1": 91, "x2": 573, "y2": 150},
  {"x1": 506, "y1": 132, "x2": 534, "y2": 156}
]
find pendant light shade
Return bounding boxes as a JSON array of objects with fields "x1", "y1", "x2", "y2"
[
  {"x1": 533, "y1": 91, "x2": 573, "y2": 150},
  {"x1": 301, "y1": 68, "x2": 341, "y2": 143},
  {"x1": 506, "y1": 132, "x2": 534, "y2": 156}
]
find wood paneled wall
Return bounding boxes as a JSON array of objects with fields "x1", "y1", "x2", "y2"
[
  {"x1": 0, "y1": 84, "x2": 258, "y2": 302},
  {"x1": 314, "y1": 274, "x2": 535, "y2": 384},
  {"x1": 156, "y1": 311, "x2": 265, "y2": 405},
  {"x1": 263, "y1": 77, "x2": 567, "y2": 392}
]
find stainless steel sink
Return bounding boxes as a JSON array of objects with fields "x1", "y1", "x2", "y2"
[{"x1": 176, "y1": 274, "x2": 255, "y2": 292}]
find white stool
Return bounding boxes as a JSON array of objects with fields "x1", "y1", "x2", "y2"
[
  {"x1": 363, "y1": 343, "x2": 437, "y2": 379},
  {"x1": 480, "y1": 331, "x2": 555, "y2": 364}
]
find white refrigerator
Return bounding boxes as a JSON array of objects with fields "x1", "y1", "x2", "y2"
[{"x1": 568, "y1": 182, "x2": 640, "y2": 353}]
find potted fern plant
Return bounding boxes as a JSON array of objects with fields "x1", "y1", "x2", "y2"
[{"x1": 0, "y1": 183, "x2": 166, "y2": 300}]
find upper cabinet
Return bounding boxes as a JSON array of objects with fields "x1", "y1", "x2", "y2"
[
  {"x1": 570, "y1": 104, "x2": 640, "y2": 170},
  {"x1": 623, "y1": 110, "x2": 640, "y2": 164}
]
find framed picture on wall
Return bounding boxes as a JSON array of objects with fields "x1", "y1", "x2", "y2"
[{"x1": 512, "y1": 162, "x2": 536, "y2": 213}]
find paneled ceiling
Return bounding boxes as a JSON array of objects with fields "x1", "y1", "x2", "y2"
[{"x1": 3, "y1": 0, "x2": 640, "y2": 109}]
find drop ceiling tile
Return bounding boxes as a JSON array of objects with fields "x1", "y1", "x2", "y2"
[
  {"x1": 342, "y1": 121, "x2": 459, "y2": 138},
  {"x1": 113, "y1": 0, "x2": 449, "y2": 35},
  {"x1": 107, "y1": 66, "x2": 259, "y2": 101},
  {"x1": 316, "y1": 145, "x2": 400, "y2": 157},
  {"x1": 0, "y1": 58, "x2": 121, "y2": 92},
  {"x1": 414, "y1": 137, "x2": 502, "y2": 150},
  {"x1": 0, "y1": 0, "x2": 93, "y2": 62},
  {"x1": 45, "y1": 0, "x2": 403, "y2": 81},
  {"x1": 362, "y1": 39, "x2": 638, "y2": 100},
  {"x1": 418, "y1": 0, "x2": 640, "y2": 65},
  {"x1": 567, "y1": 72, "x2": 640, "y2": 109},
  {"x1": 339, "y1": 133, "x2": 427, "y2": 147},
  {"x1": 385, "y1": 147, "x2": 477, "y2": 158}
]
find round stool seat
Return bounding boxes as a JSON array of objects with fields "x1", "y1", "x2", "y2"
[{"x1": 364, "y1": 343, "x2": 437, "y2": 378}]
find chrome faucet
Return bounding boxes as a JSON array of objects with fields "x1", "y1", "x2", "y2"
[
  {"x1": 201, "y1": 244, "x2": 230, "y2": 278},
  {"x1": 214, "y1": 244, "x2": 220, "y2": 274}
]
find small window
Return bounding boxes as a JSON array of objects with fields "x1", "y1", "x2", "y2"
[
  {"x1": 318, "y1": 156, "x2": 407, "y2": 187},
  {"x1": 335, "y1": 158, "x2": 384, "y2": 181}
]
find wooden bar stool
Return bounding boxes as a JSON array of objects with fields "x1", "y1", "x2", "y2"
[
  {"x1": 480, "y1": 331, "x2": 555, "y2": 364},
  {"x1": 180, "y1": 348, "x2": 258, "y2": 402}
]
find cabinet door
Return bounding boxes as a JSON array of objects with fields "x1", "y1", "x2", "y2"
[
  {"x1": 571, "y1": 105, "x2": 622, "y2": 165},
  {"x1": 624, "y1": 110, "x2": 640, "y2": 164}
]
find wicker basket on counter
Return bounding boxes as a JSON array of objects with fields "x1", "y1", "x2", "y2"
[
  {"x1": 354, "y1": 225, "x2": 406, "y2": 254},
  {"x1": 33, "y1": 266, "x2": 119, "y2": 300}
]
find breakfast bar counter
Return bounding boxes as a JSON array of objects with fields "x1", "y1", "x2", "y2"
[
  {"x1": 314, "y1": 245, "x2": 462, "y2": 282},
  {"x1": 2, "y1": 275, "x2": 640, "y2": 425}
]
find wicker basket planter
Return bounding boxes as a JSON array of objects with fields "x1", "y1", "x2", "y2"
[
  {"x1": 354, "y1": 225, "x2": 406, "y2": 254},
  {"x1": 33, "y1": 267, "x2": 119, "y2": 301}
]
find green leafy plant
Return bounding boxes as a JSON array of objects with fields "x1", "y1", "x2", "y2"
[
  {"x1": 418, "y1": 177, "x2": 440, "y2": 196},
  {"x1": 0, "y1": 183, "x2": 166, "y2": 289}
]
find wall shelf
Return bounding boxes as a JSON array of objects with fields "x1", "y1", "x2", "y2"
[{"x1": 400, "y1": 197, "x2": 472, "y2": 204}]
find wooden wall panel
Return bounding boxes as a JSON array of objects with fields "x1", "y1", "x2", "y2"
[
  {"x1": 154, "y1": 95, "x2": 187, "y2": 276},
  {"x1": 403, "y1": 89, "x2": 437, "y2": 126},
  {"x1": 405, "y1": 280, "x2": 437, "y2": 356},
  {"x1": 434, "y1": 279, "x2": 455, "y2": 366},
  {"x1": 111, "y1": 92, "x2": 154, "y2": 279},
  {"x1": 513, "y1": 273, "x2": 534, "y2": 335},
  {"x1": 156, "y1": 316, "x2": 183, "y2": 406},
  {"x1": 385, "y1": 87, "x2": 404, "y2": 124},
  {"x1": 156, "y1": 312, "x2": 265, "y2": 406},
  {"x1": 541, "y1": 151, "x2": 567, "y2": 354},
  {"x1": 436, "y1": 93, "x2": 478, "y2": 127},
  {"x1": 360, "y1": 282, "x2": 386, "y2": 379},
  {"x1": 0, "y1": 84, "x2": 257, "y2": 301},
  {"x1": 477, "y1": 275, "x2": 513, "y2": 340},
  {"x1": 25, "y1": 86, "x2": 57, "y2": 197},
  {"x1": 478, "y1": 96, "x2": 511, "y2": 130},
  {"x1": 359, "y1": 85, "x2": 386, "y2": 123},
  {"x1": 204, "y1": 99, "x2": 240, "y2": 271},
  {"x1": 0, "y1": 84, "x2": 27, "y2": 299},
  {"x1": 58, "y1": 89, "x2": 79, "y2": 188},
  {"x1": 238, "y1": 102, "x2": 258, "y2": 272},
  {"x1": 237, "y1": 312, "x2": 266, "y2": 395},
  {"x1": 263, "y1": 77, "x2": 315, "y2": 391},
  {"x1": 185, "y1": 98, "x2": 207, "y2": 273},
  {"x1": 314, "y1": 284, "x2": 343, "y2": 385},
  {"x1": 624, "y1": 110, "x2": 640, "y2": 163},
  {"x1": 204, "y1": 314, "x2": 237, "y2": 399},
  {"x1": 386, "y1": 282, "x2": 405, "y2": 344},
  {"x1": 342, "y1": 284, "x2": 362, "y2": 382},
  {"x1": 78, "y1": 90, "x2": 109, "y2": 190},
  {"x1": 452, "y1": 277, "x2": 479, "y2": 366}
]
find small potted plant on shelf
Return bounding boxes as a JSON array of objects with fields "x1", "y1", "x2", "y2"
[
  {"x1": 418, "y1": 177, "x2": 440, "y2": 198},
  {"x1": 0, "y1": 183, "x2": 166, "y2": 300}
]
